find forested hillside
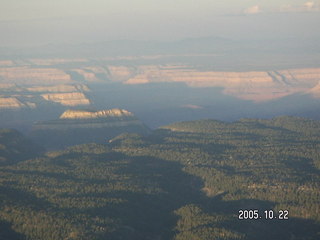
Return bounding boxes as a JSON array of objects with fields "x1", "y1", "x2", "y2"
[{"x1": 0, "y1": 116, "x2": 319, "y2": 239}]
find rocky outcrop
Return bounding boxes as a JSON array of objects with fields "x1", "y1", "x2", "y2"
[
  {"x1": 277, "y1": 68, "x2": 320, "y2": 87},
  {"x1": 0, "y1": 97, "x2": 36, "y2": 109},
  {"x1": 0, "y1": 97, "x2": 25, "y2": 109},
  {"x1": 1, "y1": 60, "x2": 320, "y2": 102},
  {"x1": 28, "y1": 58, "x2": 87, "y2": 66},
  {"x1": 41, "y1": 92, "x2": 90, "y2": 106},
  {"x1": 0, "y1": 67, "x2": 72, "y2": 85},
  {"x1": 30, "y1": 108, "x2": 150, "y2": 149},
  {"x1": 70, "y1": 67, "x2": 109, "y2": 82},
  {"x1": 120, "y1": 66, "x2": 320, "y2": 101},
  {"x1": 26, "y1": 84, "x2": 89, "y2": 93},
  {"x1": 125, "y1": 69, "x2": 275, "y2": 86},
  {"x1": 107, "y1": 66, "x2": 136, "y2": 82},
  {"x1": 0, "y1": 83, "x2": 91, "y2": 109},
  {"x1": 60, "y1": 109, "x2": 133, "y2": 119},
  {"x1": 34, "y1": 108, "x2": 144, "y2": 130},
  {"x1": 70, "y1": 69, "x2": 100, "y2": 82}
]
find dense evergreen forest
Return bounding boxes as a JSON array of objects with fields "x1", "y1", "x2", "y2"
[{"x1": 0, "y1": 116, "x2": 319, "y2": 239}]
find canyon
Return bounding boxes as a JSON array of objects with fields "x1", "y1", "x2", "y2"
[
  {"x1": 1, "y1": 57, "x2": 319, "y2": 129},
  {"x1": 0, "y1": 83, "x2": 91, "y2": 108},
  {"x1": 1, "y1": 60, "x2": 319, "y2": 110}
]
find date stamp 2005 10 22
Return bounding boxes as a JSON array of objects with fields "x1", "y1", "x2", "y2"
[{"x1": 238, "y1": 210, "x2": 289, "y2": 220}]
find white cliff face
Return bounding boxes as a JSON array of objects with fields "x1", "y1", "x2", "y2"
[
  {"x1": 59, "y1": 109, "x2": 134, "y2": 119},
  {"x1": 0, "y1": 83, "x2": 91, "y2": 109},
  {"x1": 26, "y1": 84, "x2": 90, "y2": 93},
  {"x1": 41, "y1": 92, "x2": 91, "y2": 106},
  {"x1": 0, "y1": 97, "x2": 25, "y2": 109},
  {"x1": 0, "y1": 67, "x2": 72, "y2": 85},
  {"x1": 32, "y1": 108, "x2": 146, "y2": 132},
  {"x1": 1, "y1": 60, "x2": 320, "y2": 106},
  {"x1": 119, "y1": 66, "x2": 320, "y2": 101},
  {"x1": 0, "y1": 97, "x2": 36, "y2": 109},
  {"x1": 30, "y1": 107, "x2": 150, "y2": 149}
]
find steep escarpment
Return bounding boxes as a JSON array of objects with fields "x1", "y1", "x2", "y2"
[
  {"x1": 121, "y1": 66, "x2": 320, "y2": 101},
  {"x1": 26, "y1": 84, "x2": 90, "y2": 93},
  {"x1": 0, "y1": 67, "x2": 72, "y2": 85},
  {"x1": 0, "y1": 97, "x2": 28, "y2": 109},
  {"x1": 41, "y1": 92, "x2": 90, "y2": 106},
  {"x1": 1, "y1": 60, "x2": 320, "y2": 103},
  {"x1": 60, "y1": 109, "x2": 133, "y2": 119},
  {"x1": 30, "y1": 109, "x2": 150, "y2": 149},
  {"x1": 0, "y1": 84, "x2": 91, "y2": 109}
]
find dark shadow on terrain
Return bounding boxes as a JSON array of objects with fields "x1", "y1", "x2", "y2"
[
  {"x1": 0, "y1": 221, "x2": 26, "y2": 240},
  {"x1": 1, "y1": 168, "x2": 78, "y2": 182},
  {"x1": 146, "y1": 129, "x2": 236, "y2": 155},
  {"x1": 238, "y1": 217, "x2": 320, "y2": 240},
  {"x1": 0, "y1": 185, "x2": 52, "y2": 210},
  {"x1": 1, "y1": 142, "x2": 319, "y2": 240},
  {"x1": 101, "y1": 153, "x2": 320, "y2": 240},
  {"x1": 1, "y1": 151, "x2": 128, "y2": 185},
  {"x1": 82, "y1": 155, "x2": 205, "y2": 240},
  {"x1": 50, "y1": 150, "x2": 124, "y2": 165},
  {"x1": 204, "y1": 195, "x2": 276, "y2": 215},
  {"x1": 30, "y1": 126, "x2": 150, "y2": 150},
  {"x1": 202, "y1": 196, "x2": 320, "y2": 240},
  {"x1": 283, "y1": 156, "x2": 320, "y2": 177}
]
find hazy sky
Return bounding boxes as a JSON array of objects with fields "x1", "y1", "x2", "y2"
[{"x1": 1, "y1": 0, "x2": 319, "y2": 46}]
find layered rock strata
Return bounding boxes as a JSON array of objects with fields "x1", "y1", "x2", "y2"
[
  {"x1": 60, "y1": 109, "x2": 133, "y2": 119},
  {"x1": 1, "y1": 61, "x2": 320, "y2": 102},
  {"x1": 41, "y1": 92, "x2": 90, "y2": 106},
  {"x1": 30, "y1": 109, "x2": 150, "y2": 149},
  {"x1": 0, "y1": 84, "x2": 90, "y2": 109}
]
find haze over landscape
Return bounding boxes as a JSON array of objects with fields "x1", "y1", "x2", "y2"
[
  {"x1": 0, "y1": 1, "x2": 319, "y2": 240},
  {"x1": 1, "y1": 0, "x2": 320, "y2": 46}
]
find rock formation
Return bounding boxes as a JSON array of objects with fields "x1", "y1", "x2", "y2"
[
  {"x1": 41, "y1": 92, "x2": 90, "y2": 106},
  {"x1": 30, "y1": 108, "x2": 150, "y2": 149},
  {"x1": 119, "y1": 66, "x2": 320, "y2": 101},
  {"x1": 0, "y1": 67, "x2": 72, "y2": 85},
  {"x1": 60, "y1": 109, "x2": 133, "y2": 119},
  {"x1": 26, "y1": 84, "x2": 89, "y2": 93},
  {"x1": 0, "y1": 84, "x2": 91, "y2": 109},
  {"x1": 0, "y1": 97, "x2": 25, "y2": 109},
  {"x1": 1, "y1": 59, "x2": 320, "y2": 103}
]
